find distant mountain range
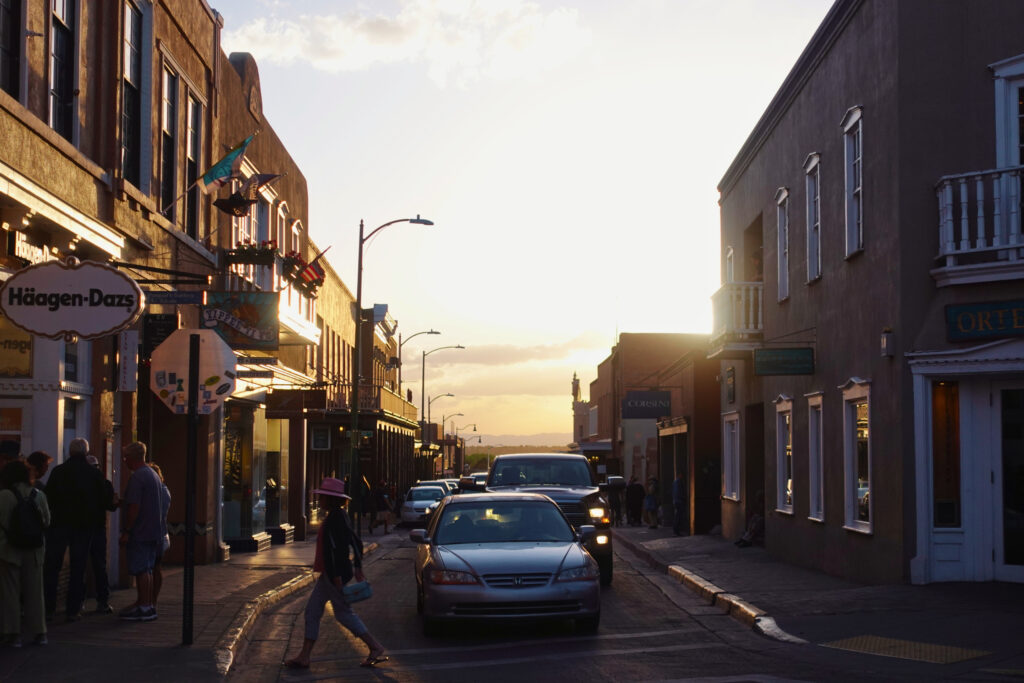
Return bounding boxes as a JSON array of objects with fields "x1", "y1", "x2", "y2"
[{"x1": 477, "y1": 433, "x2": 573, "y2": 448}]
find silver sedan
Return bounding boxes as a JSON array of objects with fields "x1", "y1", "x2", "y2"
[{"x1": 410, "y1": 492, "x2": 601, "y2": 636}]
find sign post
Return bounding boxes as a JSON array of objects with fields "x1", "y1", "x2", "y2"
[{"x1": 150, "y1": 328, "x2": 236, "y2": 645}]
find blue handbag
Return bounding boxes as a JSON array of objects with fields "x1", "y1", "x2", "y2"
[{"x1": 343, "y1": 580, "x2": 373, "y2": 603}]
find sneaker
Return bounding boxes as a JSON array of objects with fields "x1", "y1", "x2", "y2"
[
  {"x1": 95, "y1": 603, "x2": 113, "y2": 615},
  {"x1": 120, "y1": 606, "x2": 152, "y2": 621},
  {"x1": 118, "y1": 604, "x2": 139, "y2": 617},
  {"x1": 33, "y1": 635, "x2": 47, "y2": 646}
]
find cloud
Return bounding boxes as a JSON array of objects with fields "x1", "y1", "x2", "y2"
[
  {"x1": 221, "y1": 0, "x2": 592, "y2": 86},
  {"x1": 410, "y1": 331, "x2": 608, "y2": 368}
]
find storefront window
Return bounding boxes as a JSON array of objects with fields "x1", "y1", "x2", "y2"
[
  {"x1": 64, "y1": 341, "x2": 78, "y2": 382},
  {"x1": 266, "y1": 419, "x2": 289, "y2": 528}
]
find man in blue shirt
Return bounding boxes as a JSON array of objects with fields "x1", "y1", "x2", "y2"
[{"x1": 118, "y1": 442, "x2": 162, "y2": 622}]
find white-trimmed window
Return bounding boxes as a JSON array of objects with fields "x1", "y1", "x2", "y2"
[
  {"x1": 774, "y1": 396, "x2": 793, "y2": 513},
  {"x1": 160, "y1": 64, "x2": 178, "y2": 220},
  {"x1": 842, "y1": 106, "x2": 863, "y2": 257},
  {"x1": 841, "y1": 378, "x2": 871, "y2": 532},
  {"x1": 776, "y1": 188, "x2": 789, "y2": 301},
  {"x1": 722, "y1": 412, "x2": 740, "y2": 500},
  {"x1": 807, "y1": 392, "x2": 824, "y2": 521},
  {"x1": 805, "y1": 153, "x2": 821, "y2": 282},
  {"x1": 49, "y1": 0, "x2": 77, "y2": 143}
]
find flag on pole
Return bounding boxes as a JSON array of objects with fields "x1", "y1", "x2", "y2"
[
  {"x1": 300, "y1": 246, "x2": 331, "y2": 283},
  {"x1": 198, "y1": 134, "x2": 255, "y2": 194},
  {"x1": 212, "y1": 173, "x2": 282, "y2": 216}
]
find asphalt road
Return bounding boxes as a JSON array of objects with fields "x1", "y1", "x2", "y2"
[{"x1": 226, "y1": 533, "x2": 969, "y2": 683}]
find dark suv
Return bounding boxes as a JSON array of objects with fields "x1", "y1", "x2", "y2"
[{"x1": 485, "y1": 453, "x2": 613, "y2": 585}]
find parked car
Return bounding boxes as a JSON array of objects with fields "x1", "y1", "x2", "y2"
[
  {"x1": 486, "y1": 453, "x2": 613, "y2": 585},
  {"x1": 413, "y1": 479, "x2": 454, "y2": 496},
  {"x1": 401, "y1": 486, "x2": 447, "y2": 526},
  {"x1": 444, "y1": 478, "x2": 462, "y2": 494},
  {"x1": 410, "y1": 492, "x2": 601, "y2": 636}
]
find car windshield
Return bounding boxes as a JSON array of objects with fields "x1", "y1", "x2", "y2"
[
  {"x1": 409, "y1": 487, "x2": 444, "y2": 501},
  {"x1": 489, "y1": 458, "x2": 593, "y2": 487},
  {"x1": 433, "y1": 500, "x2": 574, "y2": 544}
]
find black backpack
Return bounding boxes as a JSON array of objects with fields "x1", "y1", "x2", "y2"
[{"x1": 6, "y1": 488, "x2": 45, "y2": 549}]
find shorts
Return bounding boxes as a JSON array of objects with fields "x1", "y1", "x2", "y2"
[{"x1": 127, "y1": 540, "x2": 159, "y2": 576}]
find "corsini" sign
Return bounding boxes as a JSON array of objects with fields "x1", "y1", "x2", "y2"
[{"x1": 0, "y1": 258, "x2": 144, "y2": 340}]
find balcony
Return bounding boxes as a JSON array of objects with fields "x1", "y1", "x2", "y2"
[
  {"x1": 326, "y1": 383, "x2": 418, "y2": 423},
  {"x1": 932, "y1": 166, "x2": 1024, "y2": 286},
  {"x1": 709, "y1": 281, "x2": 763, "y2": 358}
]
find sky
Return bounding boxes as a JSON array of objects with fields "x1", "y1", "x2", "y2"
[{"x1": 213, "y1": 0, "x2": 834, "y2": 443}]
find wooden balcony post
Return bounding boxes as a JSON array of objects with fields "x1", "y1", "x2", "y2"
[
  {"x1": 975, "y1": 175, "x2": 986, "y2": 249},
  {"x1": 958, "y1": 178, "x2": 970, "y2": 252}
]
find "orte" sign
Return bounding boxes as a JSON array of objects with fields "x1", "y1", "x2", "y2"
[{"x1": 0, "y1": 257, "x2": 144, "y2": 340}]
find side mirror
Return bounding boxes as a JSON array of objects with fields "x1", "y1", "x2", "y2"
[
  {"x1": 577, "y1": 524, "x2": 596, "y2": 543},
  {"x1": 409, "y1": 529, "x2": 430, "y2": 544}
]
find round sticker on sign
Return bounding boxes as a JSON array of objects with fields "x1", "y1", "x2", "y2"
[{"x1": 150, "y1": 329, "x2": 237, "y2": 415}]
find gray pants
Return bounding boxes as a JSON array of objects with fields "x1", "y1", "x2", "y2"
[{"x1": 304, "y1": 573, "x2": 368, "y2": 641}]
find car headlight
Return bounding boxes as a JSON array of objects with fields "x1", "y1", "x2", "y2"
[
  {"x1": 427, "y1": 569, "x2": 480, "y2": 585},
  {"x1": 589, "y1": 506, "x2": 610, "y2": 524},
  {"x1": 556, "y1": 558, "x2": 599, "y2": 582},
  {"x1": 588, "y1": 507, "x2": 605, "y2": 518}
]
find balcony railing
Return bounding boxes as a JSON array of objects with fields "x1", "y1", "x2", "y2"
[
  {"x1": 933, "y1": 166, "x2": 1024, "y2": 286},
  {"x1": 710, "y1": 281, "x2": 763, "y2": 350},
  {"x1": 326, "y1": 383, "x2": 418, "y2": 422}
]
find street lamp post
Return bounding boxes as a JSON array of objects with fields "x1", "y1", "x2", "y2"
[
  {"x1": 454, "y1": 423, "x2": 476, "y2": 474},
  {"x1": 350, "y1": 215, "x2": 433, "y2": 531},
  {"x1": 398, "y1": 329, "x2": 440, "y2": 394},
  {"x1": 441, "y1": 412, "x2": 463, "y2": 475},
  {"x1": 420, "y1": 344, "x2": 465, "y2": 440},
  {"x1": 428, "y1": 393, "x2": 454, "y2": 426},
  {"x1": 461, "y1": 434, "x2": 482, "y2": 473}
]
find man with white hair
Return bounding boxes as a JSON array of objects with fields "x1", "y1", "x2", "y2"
[{"x1": 43, "y1": 438, "x2": 108, "y2": 622}]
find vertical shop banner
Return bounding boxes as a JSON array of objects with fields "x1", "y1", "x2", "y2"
[
  {"x1": 201, "y1": 291, "x2": 279, "y2": 350},
  {"x1": 0, "y1": 313, "x2": 33, "y2": 377}
]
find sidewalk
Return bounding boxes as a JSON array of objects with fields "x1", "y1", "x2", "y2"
[
  {"x1": 614, "y1": 524, "x2": 1024, "y2": 676},
  {"x1": 0, "y1": 533, "x2": 367, "y2": 682}
]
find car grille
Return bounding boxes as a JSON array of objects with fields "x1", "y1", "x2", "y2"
[
  {"x1": 453, "y1": 600, "x2": 581, "y2": 616},
  {"x1": 482, "y1": 572, "x2": 552, "y2": 588},
  {"x1": 557, "y1": 502, "x2": 586, "y2": 528}
]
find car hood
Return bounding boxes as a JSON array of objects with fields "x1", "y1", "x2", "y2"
[{"x1": 434, "y1": 542, "x2": 583, "y2": 574}]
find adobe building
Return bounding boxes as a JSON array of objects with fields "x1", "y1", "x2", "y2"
[
  {"x1": 712, "y1": 0, "x2": 1024, "y2": 583},
  {"x1": 655, "y1": 340, "x2": 721, "y2": 535}
]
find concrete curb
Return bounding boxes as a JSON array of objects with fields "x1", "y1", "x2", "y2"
[
  {"x1": 616, "y1": 531, "x2": 776, "y2": 636},
  {"x1": 212, "y1": 541, "x2": 380, "y2": 676}
]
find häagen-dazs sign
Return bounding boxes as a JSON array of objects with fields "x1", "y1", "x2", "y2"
[{"x1": 0, "y1": 258, "x2": 144, "y2": 340}]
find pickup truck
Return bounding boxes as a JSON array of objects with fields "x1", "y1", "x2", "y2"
[{"x1": 480, "y1": 453, "x2": 614, "y2": 585}]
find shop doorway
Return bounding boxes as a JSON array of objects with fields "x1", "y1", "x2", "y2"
[{"x1": 995, "y1": 384, "x2": 1024, "y2": 582}]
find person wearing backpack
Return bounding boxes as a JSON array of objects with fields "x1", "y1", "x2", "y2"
[{"x1": 0, "y1": 459, "x2": 51, "y2": 647}]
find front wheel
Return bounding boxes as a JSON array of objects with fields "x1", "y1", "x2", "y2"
[{"x1": 597, "y1": 554, "x2": 613, "y2": 586}]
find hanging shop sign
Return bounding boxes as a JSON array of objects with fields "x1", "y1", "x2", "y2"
[
  {"x1": 150, "y1": 328, "x2": 237, "y2": 415},
  {"x1": 753, "y1": 348, "x2": 815, "y2": 375},
  {"x1": 0, "y1": 257, "x2": 144, "y2": 340},
  {"x1": 201, "y1": 291, "x2": 279, "y2": 350}
]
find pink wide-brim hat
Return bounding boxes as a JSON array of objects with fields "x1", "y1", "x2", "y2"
[{"x1": 312, "y1": 477, "x2": 351, "y2": 500}]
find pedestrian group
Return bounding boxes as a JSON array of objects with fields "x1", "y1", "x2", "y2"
[{"x1": 0, "y1": 438, "x2": 171, "y2": 647}]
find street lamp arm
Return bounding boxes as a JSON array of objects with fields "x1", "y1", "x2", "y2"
[
  {"x1": 362, "y1": 215, "x2": 434, "y2": 244},
  {"x1": 424, "y1": 344, "x2": 465, "y2": 358},
  {"x1": 400, "y1": 329, "x2": 440, "y2": 350}
]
